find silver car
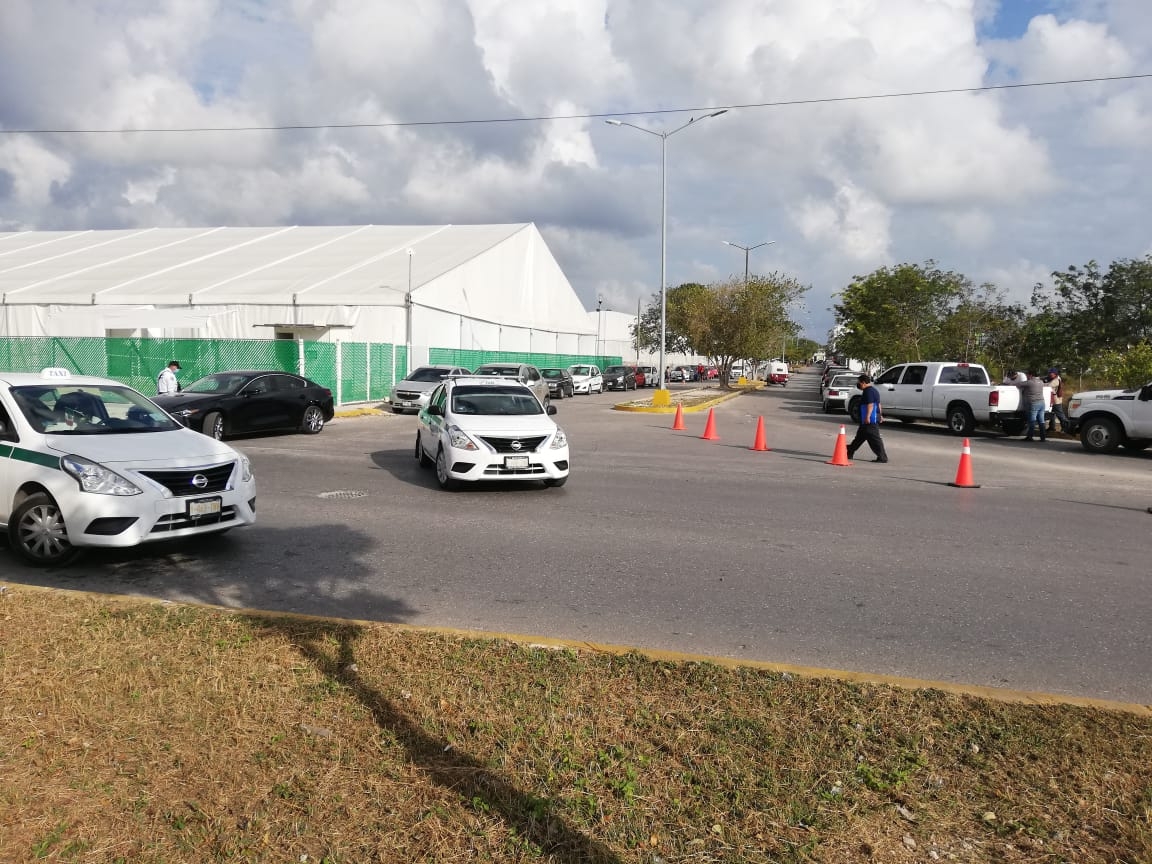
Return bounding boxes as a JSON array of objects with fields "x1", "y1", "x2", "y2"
[
  {"x1": 390, "y1": 366, "x2": 471, "y2": 414},
  {"x1": 472, "y1": 363, "x2": 550, "y2": 407}
]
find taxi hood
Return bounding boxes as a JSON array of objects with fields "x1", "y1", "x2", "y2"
[{"x1": 43, "y1": 428, "x2": 240, "y2": 467}]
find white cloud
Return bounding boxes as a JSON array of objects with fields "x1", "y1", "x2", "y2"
[{"x1": 0, "y1": 0, "x2": 1148, "y2": 339}]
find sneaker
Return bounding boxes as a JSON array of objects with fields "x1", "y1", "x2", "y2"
[{"x1": 872, "y1": 457, "x2": 888, "y2": 463}]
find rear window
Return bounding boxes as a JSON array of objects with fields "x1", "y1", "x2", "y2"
[
  {"x1": 476, "y1": 366, "x2": 520, "y2": 376},
  {"x1": 938, "y1": 366, "x2": 989, "y2": 385}
]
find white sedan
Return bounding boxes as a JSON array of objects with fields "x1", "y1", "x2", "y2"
[
  {"x1": 0, "y1": 368, "x2": 256, "y2": 566},
  {"x1": 568, "y1": 364, "x2": 603, "y2": 395},
  {"x1": 415, "y1": 376, "x2": 569, "y2": 490}
]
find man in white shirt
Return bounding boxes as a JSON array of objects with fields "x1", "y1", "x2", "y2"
[{"x1": 157, "y1": 360, "x2": 181, "y2": 395}]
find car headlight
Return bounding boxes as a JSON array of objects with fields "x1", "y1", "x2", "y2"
[
  {"x1": 240, "y1": 456, "x2": 253, "y2": 482},
  {"x1": 61, "y1": 455, "x2": 142, "y2": 496},
  {"x1": 174, "y1": 408, "x2": 200, "y2": 418},
  {"x1": 550, "y1": 427, "x2": 568, "y2": 449},
  {"x1": 446, "y1": 424, "x2": 479, "y2": 451}
]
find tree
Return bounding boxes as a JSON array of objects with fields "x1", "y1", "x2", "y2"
[
  {"x1": 631, "y1": 285, "x2": 703, "y2": 357},
  {"x1": 938, "y1": 284, "x2": 1027, "y2": 374},
  {"x1": 1096, "y1": 341, "x2": 1152, "y2": 389},
  {"x1": 666, "y1": 273, "x2": 806, "y2": 388},
  {"x1": 833, "y1": 261, "x2": 968, "y2": 367}
]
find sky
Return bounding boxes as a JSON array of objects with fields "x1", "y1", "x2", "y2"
[{"x1": 1, "y1": 0, "x2": 1149, "y2": 341}]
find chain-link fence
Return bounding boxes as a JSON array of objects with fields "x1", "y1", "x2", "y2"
[{"x1": 0, "y1": 337, "x2": 614, "y2": 406}]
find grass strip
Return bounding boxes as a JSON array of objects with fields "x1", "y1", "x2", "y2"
[{"x1": 2, "y1": 587, "x2": 1150, "y2": 863}]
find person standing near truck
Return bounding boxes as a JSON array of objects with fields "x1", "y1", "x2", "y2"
[
  {"x1": 1047, "y1": 367, "x2": 1067, "y2": 433},
  {"x1": 846, "y1": 374, "x2": 888, "y2": 463},
  {"x1": 1018, "y1": 370, "x2": 1047, "y2": 441}
]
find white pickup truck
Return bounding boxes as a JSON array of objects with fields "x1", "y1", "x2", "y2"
[
  {"x1": 846, "y1": 361, "x2": 1049, "y2": 436},
  {"x1": 1066, "y1": 380, "x2": 1152, "y2": 453}
]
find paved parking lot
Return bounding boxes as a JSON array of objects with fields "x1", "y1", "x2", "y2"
[{"x1": 7, "y1": 371, "x2": 1151, "y2": 705}]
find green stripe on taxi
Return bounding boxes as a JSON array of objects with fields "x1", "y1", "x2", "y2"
[{"x1": 4, "y1": 445, "x2": 62, "y2": 469}]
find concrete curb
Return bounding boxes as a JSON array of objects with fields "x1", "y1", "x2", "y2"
[
  {"x1": 334, "y1": 405, "x2": 387, "y2": 418},
  {"x1": 612, "y1": 384, "x2": 761, "y2": 413}
]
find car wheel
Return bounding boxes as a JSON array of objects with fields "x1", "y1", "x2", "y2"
[
  {"x1": 543, "y1": 476, "x2": 568, "y2": 488},
  {"x1": 543, "y1": 397, "x2": 551, "y2": 410},
  {"x1": 435, "y1": 447, "x2": 458, "y2": 491},
  {"x1": 300, "y1": 404, "x2": 325, "y2": 434},
  {"x1": 946, "y1": 403, "x2": 975, "y2": 436},
  {"x1": 414, "y1": 432, "x2": 433, "y2": 467},
  {"x1": 9, "y1": 492, "x2": 80, "y2": 567},
  {"x1": 847, "y1": 396, "x2": 861, "y2": 420},
  {"x1": 1080, "y1": 416, "x2": 1121, "y2": 453},
  {"x1": 203, "y1": 411, "x2": 225, "y2": 440}
]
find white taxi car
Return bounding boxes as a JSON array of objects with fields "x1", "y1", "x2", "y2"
[
  {"x1": 0, "y1": 368, "x2": 256, "y2": 566},
  {"x1": 414, "y1": 375, "x2": 569, "y2": 490}
]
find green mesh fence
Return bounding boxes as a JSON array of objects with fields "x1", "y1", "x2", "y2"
[
  {"x1": 0, "y1": 337, "x2": 599, "y2": 406},
  {"x1": 428, "y1": 348, "x2": 621, "y2": 371}
]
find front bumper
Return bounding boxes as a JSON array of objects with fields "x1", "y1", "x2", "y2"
[
  {"x1": 441, "y1": 443, "x2": 570, "y2": 483},
  {"x1": 50, "y1": 475, "x2": 257, "y2": 549}
]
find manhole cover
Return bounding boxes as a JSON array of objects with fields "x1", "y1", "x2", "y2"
[{"x1": 317, "y1": 490, "x2": 368, "y2": 500}]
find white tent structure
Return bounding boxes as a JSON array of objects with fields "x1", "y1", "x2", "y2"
[{"x1": 0, "y1": 224, "x2": 598, "y2": 367}]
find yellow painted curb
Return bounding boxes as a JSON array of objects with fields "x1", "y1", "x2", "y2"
[
  {"x1": 613, "y1": 387, "x2": 750, "y2": 413},
  {"x1": 7, "y1": 583, "x2": 1149, "y2": 717},
  {"x1": 334, "y1": 406, "x2": 386, "y2": 418}
]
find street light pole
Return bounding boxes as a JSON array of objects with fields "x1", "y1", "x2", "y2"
[
  {"x1": 606, "y1": 110, "x2": 727, "y2": 395},
  {"x1": 722, "y1": 239, "x2": 776, "y2": 287}
]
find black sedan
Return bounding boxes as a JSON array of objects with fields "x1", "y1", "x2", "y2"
[
  {"x1": 154, "y1": 371, "x2": 335, "y2": 440},
  {"x1": 540, "y1": 367, "x2": 574, "y2": 399},
  {"x1": 602, "y1": 365, "x2": 638, "y2": 391}
]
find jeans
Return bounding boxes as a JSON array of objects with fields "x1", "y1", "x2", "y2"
[
  {"x1": 1049, "y1": 402, "x2": 1067, "y2": 432},
  {"x1": 1026, "y1": 402, "x2": 1046, "y2": 439}
]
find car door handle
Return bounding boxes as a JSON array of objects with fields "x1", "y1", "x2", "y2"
[{"x1": 915, "y1": 388, "x2": 922, "y2": 391}]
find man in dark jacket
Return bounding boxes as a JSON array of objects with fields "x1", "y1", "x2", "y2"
[{"x1": 1018, "y1": 371, "x2": 1047, "y2": 441}]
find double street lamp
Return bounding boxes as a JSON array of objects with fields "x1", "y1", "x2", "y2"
[
  {"x1": 606, "y1": 110, "x2": 728, "y2": 393},
  {"x1": 722, "y1": 239, "x2": 776, "y2": 286}
]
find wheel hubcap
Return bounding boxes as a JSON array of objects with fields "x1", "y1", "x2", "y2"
[
  {"x1": 212, "y1": 418, "x2": 224, "y2": 439},
  {"x1": 436, "y1": 451, "x2": 450, "y2": 484},
  {"x1": 305, "y1": 407, "x2": 322, "y2": 431},
  {"x1": 19, "y1": 505, "x2": 69, "y2": 560}
]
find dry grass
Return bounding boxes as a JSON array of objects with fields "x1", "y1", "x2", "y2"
[{"x1": 2, "y1": 587, "x2": 1150, "y2": 863}]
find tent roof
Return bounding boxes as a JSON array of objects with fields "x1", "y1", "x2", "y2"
[{"x1": 0, "y1": 224, "x2": 534, "y2": 306}]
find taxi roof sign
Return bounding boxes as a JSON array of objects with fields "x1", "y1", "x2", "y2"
[{"x1": 41, "y1": 367, "x2": 73, "y2": 379}]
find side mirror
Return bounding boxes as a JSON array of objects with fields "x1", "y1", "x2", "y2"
[
  {"x1": 427, "y1": 404, "x2": 443, "y2": 417},
  {"x1": 546, "y1": 404, "x2": 557, "y2": 415}
]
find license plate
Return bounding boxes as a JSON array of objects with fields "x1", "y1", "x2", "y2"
[
  {"x1": 402, "y1": 401, "x2": 416, "y2": 407},
  {"x1": 504, "y1": 455, "x2": 529, "y2": 469},
  {"x1": 188, "y1": 497, "x2": 222, "y2": 518}
]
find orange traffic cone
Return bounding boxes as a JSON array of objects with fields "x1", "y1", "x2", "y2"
[
  {"x1": 948, "y1": 438, "x2": 980, "y2": 488},
  {"x1": 671, "y1": 402, "x2": 685, "y2": 431},
  {"x1": 750, "y1": 416, "x2": 769, "y2": 451},
  {"x1": 700, "y1": 408, "x2": 719, "y2": 441},
  {"x1": 827, "y1": 425, "x2": 851, "y2": 466}
]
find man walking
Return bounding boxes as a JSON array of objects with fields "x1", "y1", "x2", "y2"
[
  {"x1": 157, "y1": 360, "x2": 181, "y2": 396},
  {"x1": 1018, "y1": 370, "x2": 1047, "y2": 441},
  {"x1": 846, "y1": 374, "x2": 888, "y2": 463}
]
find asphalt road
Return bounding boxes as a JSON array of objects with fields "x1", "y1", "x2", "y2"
[{"x1": 7, "y1": 371, "x2": 1151, "y2": 705}]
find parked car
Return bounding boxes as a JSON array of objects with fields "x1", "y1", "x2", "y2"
[
  {"x1": 540, "y1": 367, "x2": 575, "y2": 399},
  {"x1": 472, "y1": 363, "x2": 550, "y2": 407},
  {"x1": 822, "y1": 373, "x2": 859, "y2": 414},
  {"x1": 154, "y1": 370, "x2": 334, "y2": 440},
  {"x1": 568, "y1": 364, "x2": 603, "y2": 395},
  {"x1": 847, "y1": 361, "x2": 1048, "y2": 437},
  {"x1": 637, "y1": 365, "x2": 657, "y2": 387},
  {"x1": 632, "y1": 367, "x2": 647, "y2": 388},
  {"x1": 666, "y1": 367, "x2": 685, "y2": 383},
  {"x1": 603, "y1": 365, "x2": 638, "y2": 391},
  {"x1": 675, "y1": 365, "x2": 697, "y2": 382},
  {"x1": 0, "y1": 367, "x2": 256, "y2": 566},
  {"x1": 389, "y1": 365, "x2": 471, "y2": 414},
  {"x1": 415, "y1": 376, "x2": 569, "y2": 490}
]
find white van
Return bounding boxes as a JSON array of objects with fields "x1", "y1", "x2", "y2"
[{"x1": 766, "y1": 360, "x2": 789, "y2": 386}]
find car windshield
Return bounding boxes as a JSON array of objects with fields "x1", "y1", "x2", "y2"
[
  {"x1": 451, "y1": 386, "x2": 543, "y2": 416},
  {"x1": 570, "y1": 366, "x2": 593, "y2": 376},
  {"x1": 540, "y1": 369, "x2": 564, "y2": 379},
  {"x1": 475, "y1": 366, "x2": 520, "y2": 377},
  {"x1": 407, "y1": 367, "x2": 451, "y2": 383},
  {"x1": 181, "y1": 373, "x2": 253, "y2": 395},
  {"x1": 11, "y1": 384, "x2": 182, "y2": 435},
  {"x1": 604, "y1": 366, "x2": 628, "y2": 374}
]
